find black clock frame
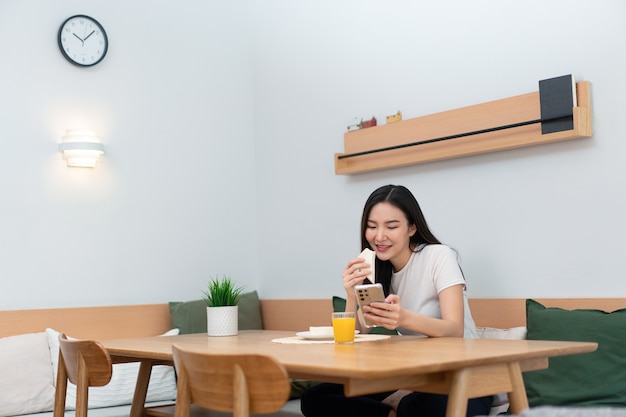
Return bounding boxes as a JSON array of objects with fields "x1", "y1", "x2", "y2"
[{"x1": 57, "y1": 14, "x2": 109, "y2": 67}]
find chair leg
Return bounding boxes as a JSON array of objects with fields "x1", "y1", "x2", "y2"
[
  {"x1": 174, "y1": 367, "x2": 191, "y2": 417},
  {"x1": 53, "y1": 353, "x2": 68, "y2": 417},
  {"x1": 233, "y1": 364, "x2": 250, "y2": 417},
  {"x1": 75, "y1": 354, "x2": 90, "y2": 417}
]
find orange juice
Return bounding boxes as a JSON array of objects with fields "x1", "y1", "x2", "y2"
[{"x1": 332, "y1": 313, "x2": 356, "y2": 344}]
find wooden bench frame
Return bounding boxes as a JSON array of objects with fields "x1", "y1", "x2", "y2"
[{"x1": 2, "y1": 298, "x2": 625, "y2": 339}]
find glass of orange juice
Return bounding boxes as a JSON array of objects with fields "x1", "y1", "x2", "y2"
[{"x1": 332, "y1": 312, "x2": 356, "y2": 344}]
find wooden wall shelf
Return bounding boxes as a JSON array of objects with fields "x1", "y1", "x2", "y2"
[{"x1": 334, "y1": 81, "x2": 592, "y2": 175}]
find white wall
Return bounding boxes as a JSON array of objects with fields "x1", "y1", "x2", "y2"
[
  {"x1": 1, "y1": 1, "x2": 625, "y2": 310},
  {"x1": 0, "y1": 0, "x2": 259, "y2": 309},
  {"x1": 250, "y1": 1, "x2": 626, "y2": 299}
]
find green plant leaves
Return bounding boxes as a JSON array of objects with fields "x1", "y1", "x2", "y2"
[{"x1": 202, "y1": 275, "x2": 245, "y2": 307}]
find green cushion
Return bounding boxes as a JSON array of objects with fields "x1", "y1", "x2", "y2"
[
  {"x1": 524, "y1": 298, "x2": 626, "y2": 407},
  {"x1": 169, "y1": 299, "x2": 206, "y2": 334},
  {"x1": 332, "y1": 296, "x2": 398, "y2": 335},
  {"x1": 169, "y1": 291, "x2": 263, "y2": 334},
  {"x1": 332, "y1": 295, "x2": 347, "y2": 312},
  {"x1": 288, "y1": 379, "x2": 318, "y2": 399}
]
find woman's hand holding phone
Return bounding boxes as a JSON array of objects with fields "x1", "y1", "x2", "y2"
[{"x1": 360, "y1": 292, "x2": 402, "y2": 330}]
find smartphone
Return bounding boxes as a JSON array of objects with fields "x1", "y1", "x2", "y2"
[{"x1": 354, "y1": 283, "x2": 386, "y2": 327}]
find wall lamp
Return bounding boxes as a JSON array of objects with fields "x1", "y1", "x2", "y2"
[{"x1": 58, "y1": 129, "x2": 105, "y2": 168}]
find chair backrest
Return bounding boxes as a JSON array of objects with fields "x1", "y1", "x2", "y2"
[
  {"x1": 54, "y1": 334, "x2": 113, "y2": 417},
  {"x1": 172, "y1": 344, "x2": 291, "y2": 417}
]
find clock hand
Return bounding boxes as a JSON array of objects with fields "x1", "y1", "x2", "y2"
[
  {"x1": 73, "y1": 33, "x2": 84, "y2": 45},
  {"x1": 84, "y1": 30, "x2": 95, "y2": 41}
]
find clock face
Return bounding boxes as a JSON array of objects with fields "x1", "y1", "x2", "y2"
[{"x1": 58, "y1": 15, "x2": 108, "y2": 67}]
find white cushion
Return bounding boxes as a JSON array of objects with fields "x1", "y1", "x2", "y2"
[
  {"x1": 0, "y1": 332, "x2": 56, "y2": 417},
  {"x1": 477, "y1": 326, "x2": 527, "y2": 340},
  {"x1": 47, "y1": 328, "x2": 178, "y2": 410}
]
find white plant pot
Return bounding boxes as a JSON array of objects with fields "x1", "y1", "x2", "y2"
[{"x1": 206, "y1": 305, "x2": 238, "y2": 336}]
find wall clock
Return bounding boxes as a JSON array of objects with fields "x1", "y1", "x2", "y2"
[{"x1": 58, "y1": 15, "x2": 108, "y2": 67}]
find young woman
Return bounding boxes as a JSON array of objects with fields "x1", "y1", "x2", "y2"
[{"x1": 300, "y1": 185, "x2": 492, "y2": 417}]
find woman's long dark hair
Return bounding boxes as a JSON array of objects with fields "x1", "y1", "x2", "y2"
[{"x1": 360, "y1": 185, "x2": 441, "y2": 295}]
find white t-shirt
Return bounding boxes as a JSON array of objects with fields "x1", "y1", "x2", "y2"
[{"x1": 390, "y1": 244, "x2": 478, "y2": 338}]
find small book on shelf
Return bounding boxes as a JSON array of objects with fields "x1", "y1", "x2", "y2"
[{"x1": 539, "y1": 74, "x2": 577, "y2": 134}]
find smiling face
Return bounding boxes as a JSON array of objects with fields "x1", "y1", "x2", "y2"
[{"x1": 365, "y1": 202, "x2": 416, "y2": 272}]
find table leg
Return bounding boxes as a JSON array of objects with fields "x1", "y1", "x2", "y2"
[
  {"x1": 445, "y1": 368, "x2": 470, "y2": 417},
  {"x1": 507, "y1": 362, "x2": 529, "y2": 415},
  {"x1": 129, "y1": 360, "x2": 154, "y2": 417},
  {"x1": 445, "y1": 361, "x2": 530, "y2": 417}
]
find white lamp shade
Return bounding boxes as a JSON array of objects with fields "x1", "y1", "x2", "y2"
[{"x1": 59, "y1": 130, "x2": 104, "y2": 168}]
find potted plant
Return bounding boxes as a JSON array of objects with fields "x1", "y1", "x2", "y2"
[{"x1": 202, "y1": 275, "x2": 245, "y2": 336}]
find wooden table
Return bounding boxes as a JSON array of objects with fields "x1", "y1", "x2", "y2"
[{"x1": 101, "y1": 330, "x2": 597, "y2": 417}]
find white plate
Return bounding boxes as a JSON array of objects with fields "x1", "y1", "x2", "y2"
[{"x1": 296, "y1": 330, "x2": 359, "y2": 340}]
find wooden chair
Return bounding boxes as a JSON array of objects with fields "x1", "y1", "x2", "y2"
[
  {"x1": 147, "y1": 345, "x2": 291, "y2": 417},
  {"x1": 53, "y1": 333, "x2": 113, "y2": 417}
]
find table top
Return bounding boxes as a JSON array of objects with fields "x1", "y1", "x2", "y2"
[{"x1": 102, "y1": 330, "x2": 597, "y2": 381}]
